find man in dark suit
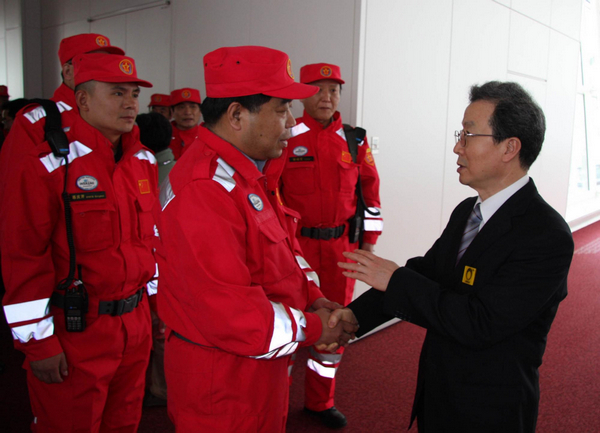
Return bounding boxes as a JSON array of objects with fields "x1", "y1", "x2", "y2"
[{"x1": 333, "y1": 81, "x2": 574, "y2": 432}]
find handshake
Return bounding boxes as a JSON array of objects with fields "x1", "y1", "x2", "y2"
[{"x1": 312, "y1": 299, "x2": 359, "y2": 352}]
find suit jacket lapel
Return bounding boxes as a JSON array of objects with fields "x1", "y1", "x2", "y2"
[{"x1": 459, "y1": 179, "x2": 537, "y2": 265}]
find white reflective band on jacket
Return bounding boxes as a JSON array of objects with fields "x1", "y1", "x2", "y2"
[
  {"x1": 250, "y1": 302, "x2": 307, "y2": 360},
  {"x1": 4, "y1": 298, "x2": 54, "y2": 343},
  {"x1": 295, "y1": 255, "x2": 320, "y2": 287},
  {"x1": 290, "y1": 122, "x2": 310, "y2": 138},
  {"x1": 307, "y1": 347, "x2": 343, "y2": 379},
  {"x1": 213, "y1": 157, "x2": 236, "y2": 192},
  {"x1": 364, "y1": 207, "x2": 384, "y2": 232},
  {"x1": 134, "y1": 149, "x2": 157, "y2": 165},
  {"x1": 39, "y1": 141, "x2": 93, "y2": 173},
  {"x1": 24, "y1": 101, "x2": 73, "y2": 124}
]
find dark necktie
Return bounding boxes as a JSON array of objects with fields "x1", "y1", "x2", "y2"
[{"x1": 456, "y1": 203, "x2": 482, "y2": 264}]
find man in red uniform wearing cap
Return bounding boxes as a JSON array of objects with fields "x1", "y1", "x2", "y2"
[
  {"x1": 154, "y1": 46, "x2": 359, "y2": 433},
  {"x1": 1, "y1": 33, "x2": 125, "y2": 157},
  {"x1": 0, "y1": 53, "x2": 157, "y2": 432},
  {"x1": 280, "y1": 62, "x2": 383, "y2": 428},
  {"x1": 148, "y1": 93, "x2": 172, "y2": 120},
  {"x1": 168, "y1": 87, "x2": 201, "y2": 159}
]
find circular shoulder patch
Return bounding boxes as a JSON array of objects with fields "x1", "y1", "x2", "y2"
[
  {"x1": 248, "y1": 193, "x2": 264, "y2": 211},
  {"x1": 293, "y1": 146, "x2": 308, "y2": 156},
  {"x1": 77, "y1": 175, "x2": 98, "y2": 191}
]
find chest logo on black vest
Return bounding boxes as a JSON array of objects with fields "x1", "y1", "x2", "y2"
[{"x1": 462, "y1": 266, "x2": 476, "y2": 286}]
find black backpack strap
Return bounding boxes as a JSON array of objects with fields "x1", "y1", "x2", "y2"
[
  {"x1": 343, "y1": 123, "x2": 366, "y2": 164},
  {"x1": 29, "y1": 99, "x2": 70, "y2": 157}
]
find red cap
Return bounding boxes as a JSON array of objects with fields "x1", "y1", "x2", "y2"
[
  {"x1": 58, "y1": 33, "x2": 125, "y2": 65},
  {"x1": 203, "y1": 46, "x2": 318, "y2": 99},
  {"x1": 148, "y1": 93, "x2": 172, "y2": 107},
  {"x1": 300, "y1": 63, "x2": 345, "y2": 85},
  {"x1": 0, "y1": 85, "x2": 8, "y2": 97},
  {"x1": 73, "y1": 53, "x2": 152, "y2": 88},
  {"x1": 170, "y1": 88, "x2": 201, "y2": 106}
]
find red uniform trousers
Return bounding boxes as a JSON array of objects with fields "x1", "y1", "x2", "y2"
[
  {"x1": 165, "y1": 332, "x2": 291, "y2": 433},
  {"x1": 27, "y1": 298, "x2": 151, "y2": 433},
  {"x1": 300, "y1": 234, "x2": 355, "y2": 411}
]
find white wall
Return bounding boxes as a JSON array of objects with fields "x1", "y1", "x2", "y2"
[
  {"x1": 360, "y1": 0, "x2": 582, "y2": 273},
  {"x1": 1, "y1": 0, "x2": 24, "y2": 99}
]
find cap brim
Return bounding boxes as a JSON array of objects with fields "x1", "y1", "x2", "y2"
[{"x1": 263, "y1": 82, "x2": 319, "y2": 100}]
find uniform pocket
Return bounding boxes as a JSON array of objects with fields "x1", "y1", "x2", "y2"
[
  {"x1": 71, "y1": 200, "x2": 116, "y2": 252},
  {"x1": 281, "y1": 161, "x2": 316, "y2": 195},
  {"x1": 136, "y1": 195, "x2": 156, "y2": 240},
  {"x1": 258, "y1": 218, "x2": 296, "y2": 285},
  {"x1": 337, "y1": 158, "x2": 359, "y2": 194}
]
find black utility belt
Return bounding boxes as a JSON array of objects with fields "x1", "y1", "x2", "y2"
[
  {"x1": 51, "y1": 287, "x2": 144, "y2": 316},
  {"x1": 300, "y1": 225, "x2": 346, "y2": 241}
]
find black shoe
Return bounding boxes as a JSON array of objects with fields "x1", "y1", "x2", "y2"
[
  {"x1": 143, "y1": 390, "x2": 167, "y2": 407},
  {"x1": 304, "y1": 406, "x2": 348, "y2": 429}
]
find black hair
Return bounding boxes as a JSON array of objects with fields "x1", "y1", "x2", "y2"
[
  {"x1": 136, "y1": 112, "x2": 173, "y2": 153},
  {"x1": 469, "y1": 81, "x2": 545, "y2": 169},
  {"x1": 2, "y1": 98, "x2": 31, "y2": 119},
  {"x1": 200, "y1": 94, "x2": 273, "y2": 126}
]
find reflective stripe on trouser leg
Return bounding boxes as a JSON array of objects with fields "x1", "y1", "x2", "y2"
[{"x1": 305, "y1": 346, "x2": 344, "y2": 411}]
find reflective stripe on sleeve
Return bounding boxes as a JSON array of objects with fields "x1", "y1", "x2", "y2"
[
  {"x1": 250, "y1": 302, "x2": 306, "y2": 360},
  {"x1": 364, "y1": 218, "x2": 383, "y2": 232},
  {"x1": 39, "y1": 141, "x2": 93, "y2": 173},
  {"x1": 11, "y1": 316, "x2": 55, "y2": 343},
  {"x1": 134, "y1": 149, "x2": 157, "y2": 165},
  {"x1": 295, "y1": 255, "x2": 320, "y2": 287},
  {"x1": 159, "y1": 178, "x2": 176, "y2": 210},
  {"x1": 147, "y1": 263, "x2": 159, "y2": 296},
  {"x1": 213, "y1": 158, "x2": 236, "y2": 192},
  {"x1": 4, "y1": 298, "x2": 51, "y2": 324}
]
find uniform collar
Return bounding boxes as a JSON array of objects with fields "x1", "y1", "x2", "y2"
[
  {"x1": 198, "y1": 125, "x2": 266, "y2": 183},
  {"x1": 70, "y1": 115, "x2": 140, "y2": 157},
  {"x1": 301, "y1": 110, "x2": 342, "y2": 131},
  {"x1": 51, "y1": 83, "x2": 76, "y2": 110}
]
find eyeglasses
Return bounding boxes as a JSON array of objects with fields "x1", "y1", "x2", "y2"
[{"x1": 454, "y1": 130, "x2": 496, "y2": 146}]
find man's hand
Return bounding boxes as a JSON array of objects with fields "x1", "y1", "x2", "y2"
[
  {"x1": 310, "y1": 297, "x2": 343, "y2": 312},
  {"x1": 30, "y1": 352, "x2": 69, "y2": 384},
  {"x1": 314, "y1": 308, "x2": 358, "y2": 352},
  {"x1": 338, "y1": 249, "x2": 400, "y2": 291}
]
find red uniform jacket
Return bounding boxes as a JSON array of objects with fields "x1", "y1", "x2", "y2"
[
  {"x1": 280, "y1": 111, "x2": 382, "y2": 244},
  {"x1": 168, "y1": 122, "x2": 199, "y2": 160},
  {"x1": 1, "y1": 115, "x2": 158, "y2": 362},
  {"x1": 155, "y1": 126, "x2": 325, "y2": 357},
  {"x1": 1, "y1": 84, "x2": 79, "y2": 159}
]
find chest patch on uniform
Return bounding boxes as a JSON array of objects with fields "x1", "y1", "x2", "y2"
[
  {"x1": 289, "y1": 156, "x2": 314, "y2": 162},
  {"x1": 462, "y1": 266, "x2": 477, "y2": 286},
  {"x1": 341, "y1": 151, "x2": 353, "y2": 163},
  {"x1": 138, "y1": 179, "x2": 151, "y2": 194},
  {"x1": 293, "y1": 146, "x2": 308, "y2": 156},
  {"x1": 248, "y1": 194, "x2": 264, "y2": 211},
  {"x1": 76, "y1": 175, "x2": 98, "y2": 191},
  {"x1": 70, "y1": 191, "x2": 106, "y2": 201}
]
